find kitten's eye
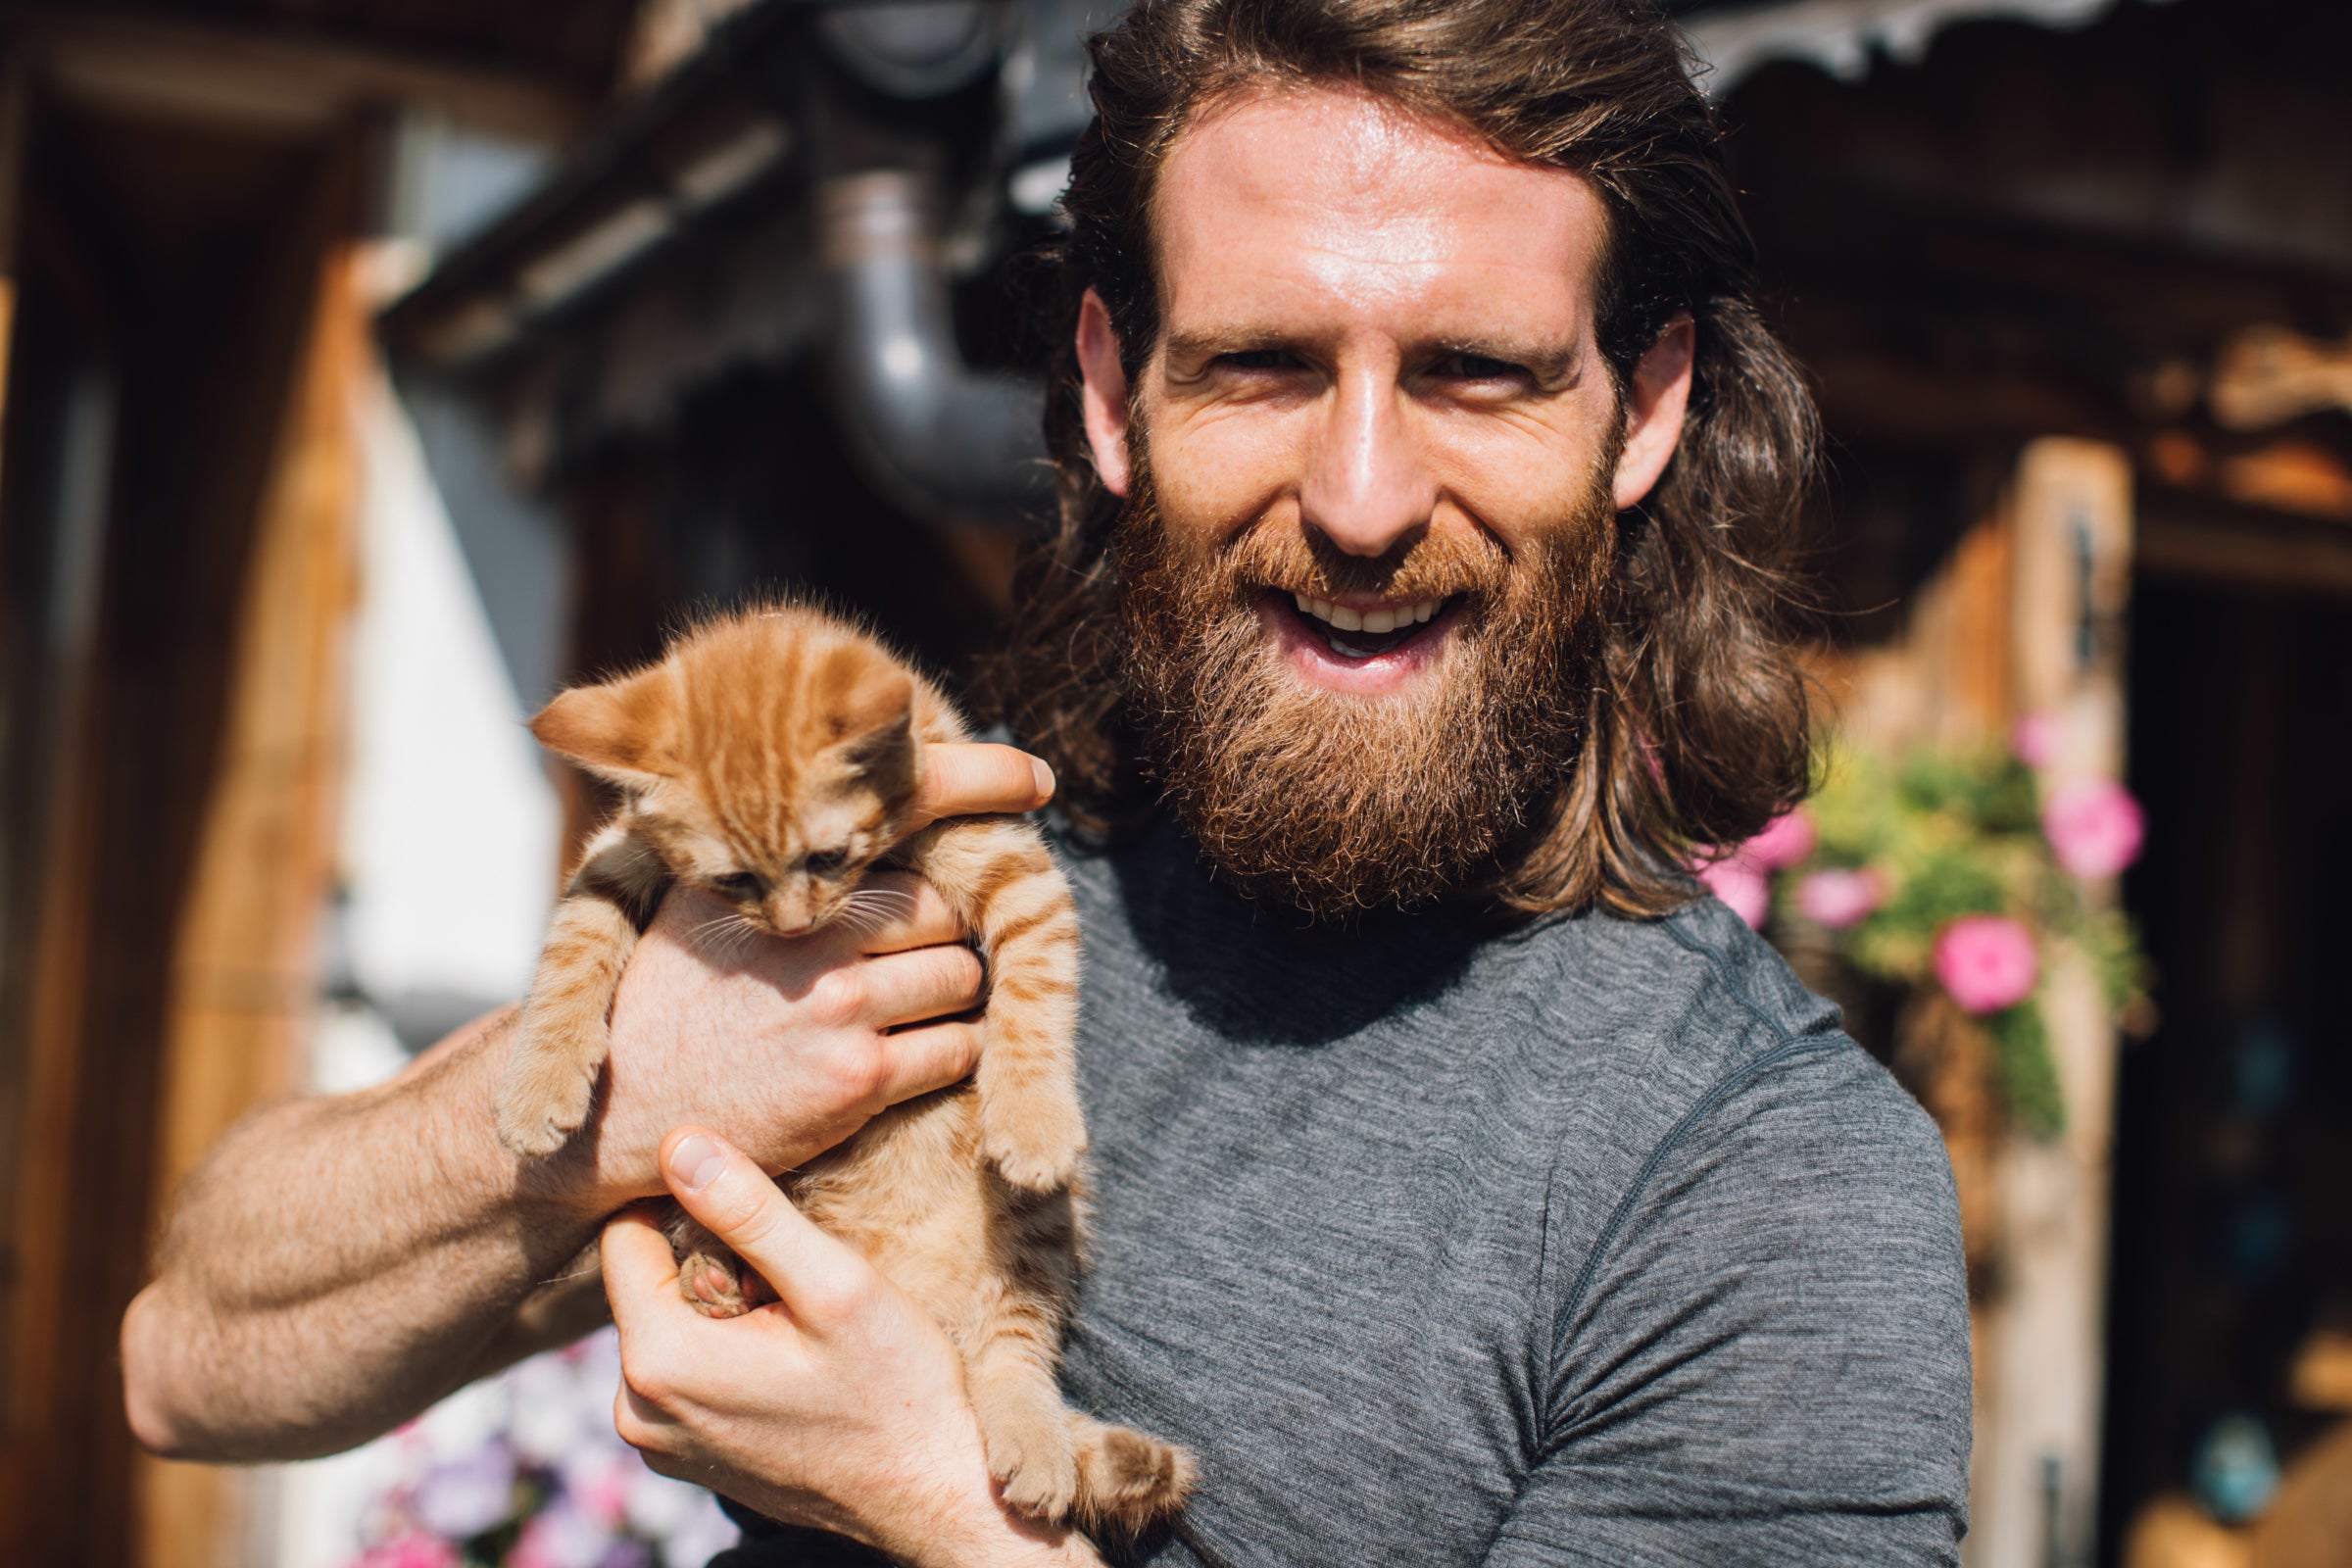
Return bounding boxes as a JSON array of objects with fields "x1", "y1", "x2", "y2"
[
  {"x1": 713, "y1": 871, "x2": 765, "y2": 900},
  {"x1": 803, "y1": 849, "x2": 851, "y2": 878}
]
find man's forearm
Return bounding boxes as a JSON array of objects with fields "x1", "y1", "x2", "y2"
[{"x1": 122, "y1": 1010, "x2": 605, "y2": 1461}]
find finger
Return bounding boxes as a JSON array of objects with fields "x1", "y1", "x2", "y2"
[
  {"x1": 849, "y1": 941, "x2": 986, "y2": 1029},
  {"x1": 838, "y1": 871, "x2": 966, "y2": 956},
  {"x1": 661, "y1": 1128, "x2": 870, "y2": 1327},
  {"x1": 600, "y1": 1202, "x2": 685, "y2": 1332},
  {"x1": 907, "y1": 743, "x2": 1054, "y2": 829},
  {"x1": 871, "y1": 1019, "x2": 983, "y2": 1107}
]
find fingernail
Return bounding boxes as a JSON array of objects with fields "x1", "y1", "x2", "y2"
[
  {"x1": 1030, "y1": 758, "x2": 1056, "y2": 803},
  {"x1": 668, "y1": 1134, "x2": 726, "y2": 1193}
]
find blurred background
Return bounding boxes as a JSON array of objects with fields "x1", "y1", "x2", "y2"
[{"x1": 0, "y1": 0, "x2": 2345, "y2": 1564}]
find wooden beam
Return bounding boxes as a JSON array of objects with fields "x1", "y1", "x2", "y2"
[
  {"x1": 131, "y1": 237, "x2": 362, "y2": 1568},
  {"x1": 2136, "y1": 513, "x2": 2352, "y2": 600},
  {"x1": 5, "y1": 5, "x2": 589, "y2": 143},
  {"x1": 1974, "y1": 438, "x2": 2135, "y2": 1568}
]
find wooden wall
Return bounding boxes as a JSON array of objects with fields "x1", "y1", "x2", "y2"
[{"x1": 0, "y1": 95, "x2": 363, "y2": 1568}]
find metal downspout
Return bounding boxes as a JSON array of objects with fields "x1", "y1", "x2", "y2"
[{"x1": 817, "y1": 170, "x2": 1053, "y2": 528}]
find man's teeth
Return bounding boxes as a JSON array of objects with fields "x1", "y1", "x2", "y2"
[{"x1": 1291, "y1": 594, "x2": 1440, "y2": 633}]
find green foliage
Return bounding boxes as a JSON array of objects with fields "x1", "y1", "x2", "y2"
[{"x1": 1986, "y1": 1003, "x2": 2066, "y2": 1141}]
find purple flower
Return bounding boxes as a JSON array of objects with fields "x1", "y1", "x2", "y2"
[
  {"x1": 622, "y1": 1463, "x2": 704, "y2": 1541},
  {"x1": 1935, "y1": 915, "x2": 2039, "y2": 1014},
  {"x1": 1694, "y1": 855, "x2": 1769, "y2": 929},
  {"x1": 512, "y1": 1496, "x2": 616, "y2": 1568},
  {"x1": 1797, "y1": 867, "x2": 1883, "y2": 929},
  {"x1": 2042, "y1": 777, "x2": 2145, "y2": 879},
  {"x1": 563, "y1": 1446, "x2": 636, "y2": 1528},
  {"x1": 1743, "y1": 808, "x2": 1818, "y2": 871},
  {"x1": 2011, "y1": 711, "x2": 2058, "y2": 770},
  {"x1": 410, "y1": 1440, "x2": 516, "y2": 1540},
  {"x1": 654, "y1": 1491, "x2": 742, "y2": 1568}
]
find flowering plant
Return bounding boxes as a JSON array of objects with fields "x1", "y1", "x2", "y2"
[
  {"x1": 1697, "y1": 722, "x2": 2150, "y2": 1138},
  {"x1": 339, "y1": 1327, "x2": 739, "y2": 1568}
]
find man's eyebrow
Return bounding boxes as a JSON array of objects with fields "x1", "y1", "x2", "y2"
[
  {"x1": 1161, "y1": 327, "x2": 1584, "y2": 380},
  {"x1": 1161, "y1": 326, "x2": 1300, "y2": 363}
]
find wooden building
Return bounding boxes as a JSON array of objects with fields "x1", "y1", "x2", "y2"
[{"x1": 0, "y1": 1, "x2": 2345, "y2": 1564}]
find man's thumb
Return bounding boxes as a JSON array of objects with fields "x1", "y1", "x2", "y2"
[{"x1": 659, "y1": 1128, "x2": 858, "y2": 1318}]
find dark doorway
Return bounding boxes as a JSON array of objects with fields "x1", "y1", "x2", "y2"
[{"x1": 2101, "y1": 569, "x2": 2352, "y2": 1556}]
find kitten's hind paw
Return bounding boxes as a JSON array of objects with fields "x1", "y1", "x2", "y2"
[
  {"x1": 1073, "y1": 1416, "x2": 1195, "y2": 1541},
  {"x1": 677, "y1": 1248, "x2": 773, "y2": 1319}
]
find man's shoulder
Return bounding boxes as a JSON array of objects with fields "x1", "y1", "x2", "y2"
[
  {"x1": 1474, "y1": 895, "x2": 1954, "y2": 1263},
  {"x1": 1474, "y1": 890, "x2": 1853, "y2": 1106}
]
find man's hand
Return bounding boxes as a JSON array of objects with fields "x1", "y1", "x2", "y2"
[
  {"x1": 550, "y1": 742, "x2": 1057, "y2": 1216},
  {"x1": 605, "y1": 1128, "x2": 1101, "y2": 1568},
  {"x1": 122, "y1": 743, "x2": 1053, "y2": 1462}
]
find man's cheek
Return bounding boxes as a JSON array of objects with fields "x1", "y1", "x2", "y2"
[
  {"x1": 1431, "y1": 422, "x2": 1611, "y2": 546},
  {"x1": 1152, "y1": 423, "x2": 1296, "y2": 542}
]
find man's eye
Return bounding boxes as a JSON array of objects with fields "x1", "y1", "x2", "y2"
[
  {"x1": 1432, "y1": 352, "x2": 1525, "y2": 381},
  {"x1": 804, "y1": 849, "x2": 851, "y2": 877},
  {"x1": 1215, "y1": 349, "x2": 1298, "y2": 372},
  {"x1": 713, "y1": 871, "x2": 765, "y2": 900}
]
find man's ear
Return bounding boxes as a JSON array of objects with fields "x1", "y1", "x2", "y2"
[
  {"x1": 530, "y1": 665, "x2": 677, "y2": 787},
  {"x1": 1076, "y1": 288, "x2": 1133, "y2": 498},
  {"x1": 1612, "y1": 313, "x2": 1695, "y2": 512}
]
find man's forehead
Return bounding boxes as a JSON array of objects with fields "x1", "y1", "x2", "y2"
[{"x1": 1151, "y1": 83, "x2": 1609, "y2": 336}]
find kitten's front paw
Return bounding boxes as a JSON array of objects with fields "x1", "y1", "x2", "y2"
[
  {"x1": 493, "y1": 1047, "x2": 598, "y2": 1157},
  {"x1": 982, "y1": 1400, "x2": 1081, "y2": 1522},
  {"x1": 980, "y1": 1093, "x2": 1087, "y2": 1193}
]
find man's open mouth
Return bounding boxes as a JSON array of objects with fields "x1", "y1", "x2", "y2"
[{"x1": 1280, "y1": 591, "x2": 1456, "y2": 660}]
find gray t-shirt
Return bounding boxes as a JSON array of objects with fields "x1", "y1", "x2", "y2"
[{"x1": 723, "y1": 821, "x2": 1971, "y2": 1566}]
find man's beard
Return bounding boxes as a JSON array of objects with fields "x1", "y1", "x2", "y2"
[{"x1": 1114, "y1": 456, "x2": 1619, "y2": 917}]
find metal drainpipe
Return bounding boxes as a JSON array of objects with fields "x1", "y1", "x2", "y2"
[{"x1": 817, "y1": 170, "x2": 1053, "y2": 528}]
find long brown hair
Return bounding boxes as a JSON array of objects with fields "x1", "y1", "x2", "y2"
[{"x1": 996, "y1": 0, "x2": 1819, "y2": 918}]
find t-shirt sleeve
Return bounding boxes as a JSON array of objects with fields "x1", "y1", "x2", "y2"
[{"x1": 1484, "y1": 1037, "x2": 1972, "y2": 1567}]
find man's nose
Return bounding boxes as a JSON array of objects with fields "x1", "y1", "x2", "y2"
[{"x1": 1297, "y1": 368, "x2": 1438, "y2": 558}]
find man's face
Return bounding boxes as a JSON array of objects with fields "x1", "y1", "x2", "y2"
[{"x1": 1076, "y1": 84, "x2": 1692, "y2": 911}]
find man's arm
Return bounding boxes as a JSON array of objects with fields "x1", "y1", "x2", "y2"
[
  {"x1": 122, "y1": 744, "x2": 1056, "y2": 1463},
  {"x1": 122, "y1": 1009, "x2": 605, "y2": 1459},
  {"x1": 1488, "y1": 1039, "x2": 1973, "y2": 1565}
]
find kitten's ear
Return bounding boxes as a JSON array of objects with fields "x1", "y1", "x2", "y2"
[
  {"x1": 819, "y1": 649, "x2": 914, "y2": 771},
  {"x1": 531, "y1": 666, "x2": 678, "y2": 786}
]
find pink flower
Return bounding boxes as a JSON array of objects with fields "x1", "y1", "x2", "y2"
[
  {"x1": 355, "y1": 1537, "x2": 461, "y2": 1568},
  {"x1": 1797, "y1": 867, "x2": 1883, "y2": 929},
  {"x1": 2011, "y1": 711, "x2": 2059, "y2": 770},
  {"x1": 410, "y1": 1442, "x2": 516, "y2": 1540},
  {"x1": 1934, "y1": 915, "x2": 2038, "y2": 1014},
  {"x1": 2042, "y1": 777, "x2": 2145, "y2": 879},
  {"x1": 1694, "y1": 855, "x2": 1769, "y2": 929},
  {"x1": 1744, "y1": 808, "x2": 1818, "y2": 871}
]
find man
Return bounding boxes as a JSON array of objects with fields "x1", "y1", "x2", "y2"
[{"x1": 122, "y1": 1, "x2": 1972, "y2": 1564}]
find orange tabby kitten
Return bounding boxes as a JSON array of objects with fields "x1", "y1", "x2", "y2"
[{"x1": 494, "y1": 604, "x2": 1192, "y2": 1538}]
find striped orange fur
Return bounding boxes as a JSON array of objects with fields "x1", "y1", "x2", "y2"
[{"x1": 494, "y1": 604, "x2": 1191, "y2": 1540}]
